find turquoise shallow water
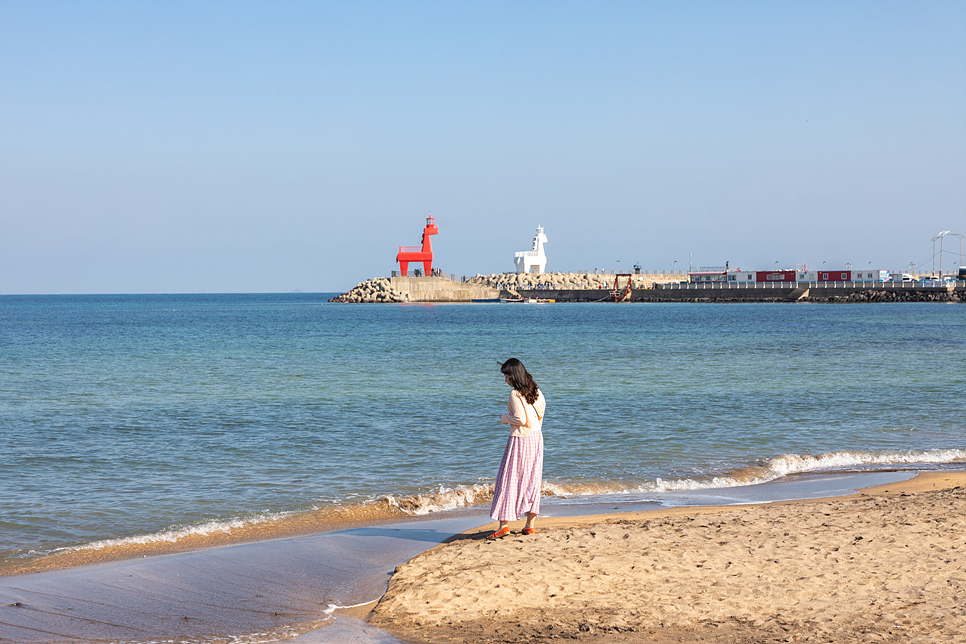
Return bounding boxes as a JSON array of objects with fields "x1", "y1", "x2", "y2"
[{"x1": 1, "y1": 294, "x2": 964, "y2": 564}]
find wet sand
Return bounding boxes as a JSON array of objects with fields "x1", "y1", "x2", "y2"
[
  {"x1": 369, "y1": 471, "x2": 966, "y2": 644},
  {"x1": 0, "y1": 518, "x2": 485, "y2": 643}
]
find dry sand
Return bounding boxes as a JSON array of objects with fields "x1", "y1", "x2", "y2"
[{"x1": 368, "y1": 472, "x2": 966, "y2": 643}]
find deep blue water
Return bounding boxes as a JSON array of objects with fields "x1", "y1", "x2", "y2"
[{"x1": 1, "y1": 294, "x2": 964, "y2": 563}]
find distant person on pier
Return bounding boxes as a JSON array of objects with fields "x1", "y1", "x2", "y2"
[{"x1": 488, "y1": 358, "x2": 546, "y2": 539}]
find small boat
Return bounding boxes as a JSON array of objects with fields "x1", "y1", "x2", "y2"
[
  {"x1": 500, "y1": 298, "x2": 525, "y2": 303},
  {"x1": 471, "y1": 298, "x2": 501, "y2": 303}
]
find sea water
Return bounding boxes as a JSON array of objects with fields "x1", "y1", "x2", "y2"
[{"x1": 1, "y1": 294, "x2": 964, "y2": 570}]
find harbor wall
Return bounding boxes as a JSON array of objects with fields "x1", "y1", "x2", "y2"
[
  {"x1": 333, "y1": 275, "x2": 963, "y2": 303},
  {"x1": 390, "y1": 276, "x2": 499, "y2": 302},
  {"x1": 515, "y1": 283, "x2": 963, "y2": 303}
]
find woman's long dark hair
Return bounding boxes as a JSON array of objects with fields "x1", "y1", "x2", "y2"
[{"x1": 500, "y1": 358, "x2": 539, "y2": 405}]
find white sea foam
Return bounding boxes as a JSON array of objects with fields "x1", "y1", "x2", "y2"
[
  {"x1": 380, "y1": 483, "x2": 492, "y2": 515},
  {"x1": 50, "y1": 449, "x2": 965, "y2": 559},
  {"x1": 645, "y1": 448, "x2": 966, "y2": 493},
  {"x1": 767, "y1": 449, "x2": 966, "y2": 475},
  {"x1": 322, "y1": 600, "x2": 378, "y2": 616},
  {"x1": 132, "y1": 620, "x2": 334, "y2": 644},
  {"x1": 65, "y1": 512, "x2": 292, "y2": 553},
  {"x1": 376, "y1": 449, "x2": 966, "y2": 515}
]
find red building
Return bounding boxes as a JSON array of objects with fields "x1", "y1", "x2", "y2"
[
  {"x1": 755, "y1": 270, "x2": 797, "y2": 282},
  {"x1": 817, "y1": 270, "x2": 852, "y2": 281}
]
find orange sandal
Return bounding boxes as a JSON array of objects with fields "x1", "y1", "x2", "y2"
[
  {"x1": 521, "y1": 527, "x2": 535, "y2": 535},
  {"x1": 486, "y1": 526, "x2": 511, "y2": 539}
]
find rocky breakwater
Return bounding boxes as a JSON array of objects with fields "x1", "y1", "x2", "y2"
[
  {"x1": 328, "y1": 277, "x2": 410, "y2": 303},
  {"x1": 805, "y1": 288, "x2": 962, "y2": 303},
  {"x1": 467, "y1": 272, "x2": 616, "y2": 292}
]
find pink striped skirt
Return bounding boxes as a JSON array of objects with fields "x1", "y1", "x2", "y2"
[{"x1": 490, "y1": 429, "x2": 543, "y2": 521}]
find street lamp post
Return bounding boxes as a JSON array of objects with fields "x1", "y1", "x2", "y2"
[{"x1": 933, "y1": 231, "x2": 951, "y2": 277}]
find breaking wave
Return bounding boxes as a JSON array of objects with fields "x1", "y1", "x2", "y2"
[
  {"x1": 379, "y1": 482, "x2": 493, "y2": 515},
  {"x1": 5, "y1": 448, "x2": 963, "y2": 576},
  {"x1": 572, "y1": 448, "x2": 966, "y2": 496}
]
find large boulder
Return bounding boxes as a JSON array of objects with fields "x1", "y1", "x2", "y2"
[{"x1": 329, "y1": 277, "x2": 410, "y2": 303}]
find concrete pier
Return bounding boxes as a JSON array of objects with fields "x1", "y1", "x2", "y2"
[
  {"x1": 332, "y1": 275, "x2": 963, "y2": 303},
  {"x1": 515, "y1": 282, "x2": 963, "y2": 303},
  {"x1": 390, "y1": 276, "x2": 498, "y2": 302}
]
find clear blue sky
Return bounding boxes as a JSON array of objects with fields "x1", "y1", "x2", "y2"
[{"x1": 2, "y1": 1, "x2": 964, "y2": 293}]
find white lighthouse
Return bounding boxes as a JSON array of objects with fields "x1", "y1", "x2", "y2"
[{"x1": 514, "y1": 226, "x2": 548, "y2": 274}]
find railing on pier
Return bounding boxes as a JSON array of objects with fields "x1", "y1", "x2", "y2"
[
  {"x1": 391, "y1": 269, "x2": 467, "y2": 283},
  {"x1": 654, "y1": 281, "x2": 951, "y2": 290}
]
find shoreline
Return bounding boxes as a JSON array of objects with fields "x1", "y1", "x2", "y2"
[
  {"x1": 368, "y1": 471, "x2": 966, "y2": 644},
  {"x1": 1, "y1": 471, "x2": 962, "y2": 643},
  {"x1": 455, "y1": 469, "x2": 957, "y2": 535},
  {"x1": 0, "y1": 467, "x2": 930, "y2": 577},
  {"x1": 0, "y1": 506, "x2": 439, "y2": 577}
]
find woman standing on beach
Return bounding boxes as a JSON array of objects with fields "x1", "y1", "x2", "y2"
[{"x1": 488, "y1": 358, "x2": 546, "y2": 539}]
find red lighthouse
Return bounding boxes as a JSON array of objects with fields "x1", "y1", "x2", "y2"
[{"x1": 396, "y1": 216, "x2": 439, "y2": 277}]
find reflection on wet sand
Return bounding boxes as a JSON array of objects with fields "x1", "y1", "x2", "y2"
[{"x1": 0, "y1": 517, "x2": 485, "y2": 643}]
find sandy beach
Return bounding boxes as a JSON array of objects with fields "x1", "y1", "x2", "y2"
[{"x1": 368, "y1": 472, "x2": 966, "y2": 643}]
